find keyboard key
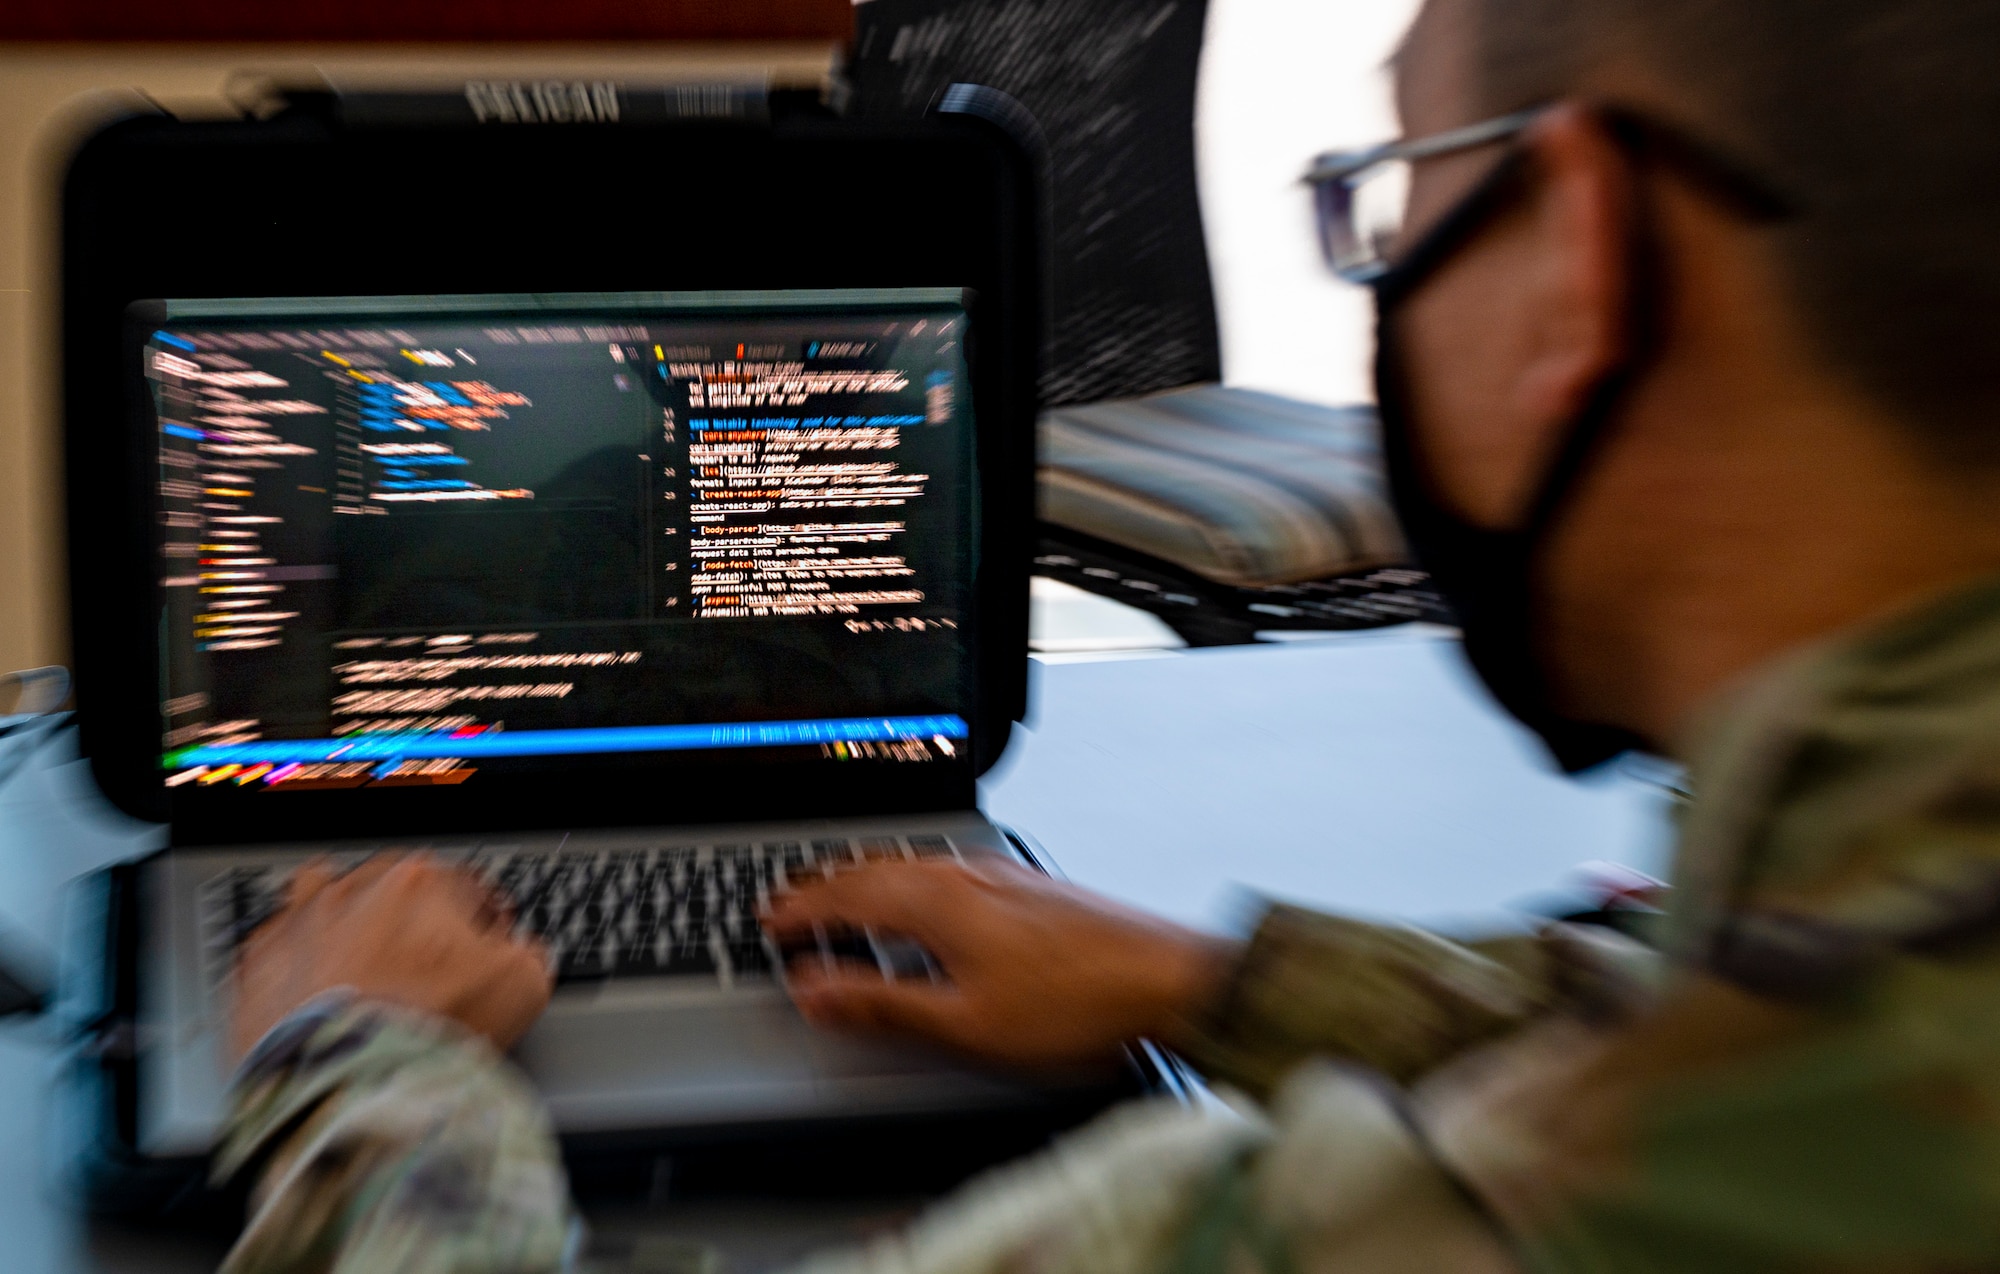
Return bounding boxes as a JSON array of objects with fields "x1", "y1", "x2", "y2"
[
  {"x1": 714, "y1": 846, "x2": 752, "y2": 886},
  {"x1": 205, "y1": 832, "x2": 950, "y2": 990}
]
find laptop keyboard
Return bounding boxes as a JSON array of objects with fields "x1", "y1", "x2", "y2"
[{"x1": 199, "y1": 833, "x2": 961, "y2": 990}]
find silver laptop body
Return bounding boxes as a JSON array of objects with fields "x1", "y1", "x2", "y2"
[
  {"x1": 126, "y1": 289, "x2": 1058, "y2": 1158},
  {"x1": 141, "y1": 811, "x2": 1048, "y2": 1158}
]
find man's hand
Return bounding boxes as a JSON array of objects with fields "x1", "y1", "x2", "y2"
[
  {"x1": 761, "y1": 857, "x2": 1235, "y2": 1070},
  {"x1": 230, "y1": 855, "x2": 553, "y2": 1061}
]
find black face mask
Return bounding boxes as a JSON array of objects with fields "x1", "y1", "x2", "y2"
[{"x1": 1370, "y1": 153, "x2": 1651, "y2": 774}]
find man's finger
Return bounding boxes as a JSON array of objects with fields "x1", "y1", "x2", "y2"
[
  {"x1": 481, "y1": 939, "x2": 556, "y2": 1048},
  {"x1": 479, "y1": 932, "x2": 555, "y2": 998},
  {"x1": 378, "y1": 855, "x2": 483, "y2": 914},
  {"x1": 513, "y1": 933, "x2": 555, "y2": 979},
  {"x1": 785, "y1": 964, "x2": 974, "y2": 1050},
  {"x1": 283, "y1": 860, "x2": 336, "y2": 912},
  {"x1": 439, "y1": 862, "x2": 513, "y2": 931},
  {"x1": 325, "y1": 852, "x2": 407, "y2": 903},
  {"x1": 762, "y1": 862, "x2": 969, "y2": 942}
]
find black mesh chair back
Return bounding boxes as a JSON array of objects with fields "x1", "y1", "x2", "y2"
[{"x1": 850, "y1": 0, "x2": 1221, "y2": 408}]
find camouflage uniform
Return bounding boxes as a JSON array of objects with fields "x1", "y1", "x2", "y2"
[
  {"x1": 217, "y1": 995, "x2": 576, "y2": 1274},
  {"x1": 218, "y1": 577, "x2": 2000, "y2": 1273}
]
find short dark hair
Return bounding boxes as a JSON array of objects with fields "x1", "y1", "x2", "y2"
[{"x1": 1471, "y1": 0, "x2": 2000, "y2": 461}]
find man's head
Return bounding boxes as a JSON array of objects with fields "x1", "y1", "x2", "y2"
[
  {"x1": 1465, "y1": 0, "x2": 2000, "y2": 466},
  {"x1": 1379, "y1": 0, "x2": 2000, "y2": 754}
]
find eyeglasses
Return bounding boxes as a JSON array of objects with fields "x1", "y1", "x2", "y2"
[
  {"x1": 1304, "y1": 108, "x2": 1545, "y2": 285},
  {"x1": 1304, "y1": 105, "x2": 1797, "y2": 286}
]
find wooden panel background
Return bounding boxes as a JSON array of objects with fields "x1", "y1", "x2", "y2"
[
  {"x1": 0, "y1": 26, "x2": 845, "y2": 680},
  {"x1": 0, "y1": 1, "x2": 854, "y2": 43}
]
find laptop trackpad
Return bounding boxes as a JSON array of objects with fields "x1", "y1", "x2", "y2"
[
  {"x1": 517, "y1": 986, "x2": 1020, "y2": 1132},
  {"x1": 523, "y1": 987, "x2": 809, "y2": 1079},
  {"x1": 521, "y1": 988, "x2": 862, "y2": 1131}
]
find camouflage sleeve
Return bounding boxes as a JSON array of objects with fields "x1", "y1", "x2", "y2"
[
  {"x1": 1414, "y1": 948, "x2": 2000, "y2": 1272},
  {"x1": 1409, "y1": 805, "x2": 2000, "y2": 1272},
  {"x1": 784, "y1": 1064, "x2": 1523, "y2": 1274},
  {"x1": 786, "y1": 1093, "x2": 1276, "y2": 1274},
  {"x1": 213, "y1": 995, "x2": 577, "y2": 1274},
  {"x1": 1173, "y1": 903, "x2": 1661, "y2": 1100}
]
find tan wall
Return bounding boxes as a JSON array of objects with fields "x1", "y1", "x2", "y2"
[{"x1": 0, "y1": 42, "x2": 833, "y2": 678}]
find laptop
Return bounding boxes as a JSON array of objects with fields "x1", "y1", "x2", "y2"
[{"x1": 57, "y1": 90, "x2": 1154, "y2": 1184}]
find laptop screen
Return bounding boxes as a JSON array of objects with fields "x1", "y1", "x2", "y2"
[{"x1": 144, "y1": 290, "x2": 976, "y2": 796}]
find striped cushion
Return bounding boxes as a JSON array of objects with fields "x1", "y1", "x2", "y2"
[{"x1": 1038, "y1": 384, "x2": 1409, "y2": 587}]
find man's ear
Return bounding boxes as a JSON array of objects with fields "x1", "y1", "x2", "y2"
[
  {"x1": 1392, "y1": 99, "x2": 1641, "y2": 532},
  {"x1": 1510, "y1": 104, "x2": 1639, "y2": 426}
]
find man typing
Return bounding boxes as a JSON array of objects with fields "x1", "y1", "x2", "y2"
[{"x1": 218, "y1": 0, "x2": 2000, "y2": 1269}]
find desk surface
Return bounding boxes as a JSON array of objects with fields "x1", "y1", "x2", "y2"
[
  {"x1": 0, "y1": 635, "x2": 1672, "y2": 1273},
  {"x1": 988, "y1": 632, "x2": 1672, "y2": 931}
]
